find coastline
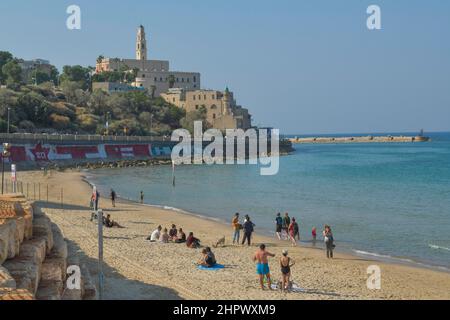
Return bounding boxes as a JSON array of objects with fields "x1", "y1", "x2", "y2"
[
  {"x1": 18, "y1": 169, "x2": 450, "y2": 299},
  {"x1": 85, "y1": 170, "x2": 450, "y2": 275}
]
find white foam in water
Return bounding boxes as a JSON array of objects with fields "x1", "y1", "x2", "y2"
[{"x1": 429, "y1": 244, "x2": 450, "y2": 252}]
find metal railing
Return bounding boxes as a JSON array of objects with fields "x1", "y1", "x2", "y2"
[{"x1": 0, "y1": 133, "x2": 170, "y2": 143}]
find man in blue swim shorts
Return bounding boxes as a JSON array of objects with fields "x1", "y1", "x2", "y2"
[{"x1": 253, "y1": 244, "x2": 276, "y2": 290}]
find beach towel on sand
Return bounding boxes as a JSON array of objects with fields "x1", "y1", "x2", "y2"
[{"x1": 197, "y1": 264, "x2": 225, "y2": 271}]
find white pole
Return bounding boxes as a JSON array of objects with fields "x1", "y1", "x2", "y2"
[{"x1": 97, "y1": 208, "x2": 104, "y2": 300}]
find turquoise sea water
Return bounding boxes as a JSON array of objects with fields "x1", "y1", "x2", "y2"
[{"x1": 88, "y1": 132, "x2": 450, "y2": 270}]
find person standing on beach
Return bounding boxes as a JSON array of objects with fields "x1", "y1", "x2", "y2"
[
  {"x1": 232, "y1": 213, "x2": 241, "y2": 244},
  {"x1": 242, "y1": 215, "x2": 255, "y2": 246},
  {"x1": 323, "y1": 225, "x2": 334, "y2": 258},
  {"x1": 275, "y1": 213, "x2": 283, "y2": 240},
  {"x1": 280, "y1": 249, "x2": 295, "y2": 292},
  {"x1": 140, "y1": 191, "x2": 144, "y2": 204},
  {"x1": 110, "y1": 189, "x2": 116, "y2": 207},
  {"x1": 282, "y1": 212, "x2": 290, "y2": 240},
  {"x1": 253, "y1": 244, "x2": 275, "y2": 290},
  {"x1": 312, "y1": 227, "x2": 317, "y2": 245}
]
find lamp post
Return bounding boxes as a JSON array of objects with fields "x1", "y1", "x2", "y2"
[
  {"x1": 1, "y1": 143, "x2": 11, "y2": 194},
  {"x1": 7, "y1": 107, "x2": 10, "y2": 135},
  {"x1": 105, "y1": 112, "x2": 110, "y2": 136}
]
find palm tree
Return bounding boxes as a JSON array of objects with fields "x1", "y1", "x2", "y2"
[
  {"x1": 168, "y1": 74, "x2": 176, "y2": 88},
  {"x1": 96, "y1": 55, "x2": 104, "y2": 64}
]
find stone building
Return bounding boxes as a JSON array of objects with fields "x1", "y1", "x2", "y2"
[
  {"x1": 95, "y1": 25, "x2": 200, "y2": 96},
  {"x1": 17, "y1": 59, "x2": 53, "y2": 83},
  {"x1": 161, "y1": 87, "x2": 252, "y2": 130}
]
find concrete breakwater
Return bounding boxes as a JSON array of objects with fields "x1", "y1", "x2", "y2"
[{"x1": 289, "y1": 135, "x2": 430, "y2": 144}]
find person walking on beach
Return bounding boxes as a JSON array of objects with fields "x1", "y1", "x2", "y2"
[
  {"x1": 140, "y1": 191, "x2": 144, "y2": 204},
  {"x1": 275, "y1": 213, "x2": 283, "y2": 240},
  {"x1": 110, "y1": 189, "x2": 116, "y2": 207},
  {"x1": 242, "y1": 215, "x2": 255, "y2": 246},
  {"x1": 253, "y1": 244, "x2": 275, "y2": 290},
  {"x1": 323, "y1": 225, "x2": 334, "y2": 258},
  {"x1": 282, "y1": 212, "x2": 290, "y2": 240},
  {"x1": 280, "y1": 249, "x2": 295, "y2": 292},
  {"x1": 232, "y1": 212, "x2": 241, "y2": 244},
  {"x1": 288, "y1": 218, "x2": 298, "y2": 246}
]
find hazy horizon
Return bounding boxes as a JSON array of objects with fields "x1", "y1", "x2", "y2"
[{"x1": 1, "y1": 0, "x2": 449, "y2": 134}]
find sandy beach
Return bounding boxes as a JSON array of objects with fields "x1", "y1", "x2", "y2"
[{"x1": 16, "y1": 169, "x2": 450, "y2": 300}]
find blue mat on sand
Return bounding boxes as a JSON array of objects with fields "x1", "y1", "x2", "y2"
[{"x1": 197, "y1": 264, "x2": 225, "y2": 270}]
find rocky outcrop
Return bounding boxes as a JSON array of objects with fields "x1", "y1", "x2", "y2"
[{"x1": 0, "y1": 194, "x2": 96, "y2": 300}]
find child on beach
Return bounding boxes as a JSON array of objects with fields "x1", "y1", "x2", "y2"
[
  {"x1": 280, "y1": 250, "x2": 295, "y2": 292},
  {"x1": 159, "y1": 228, "x2": 169, "y2": 243},
  {"x1": 312, "y1": 227, "x2": 317, "y2": 244},
  {"x1": 253, "y1": 244, "x2": 275, "y2": 290}
]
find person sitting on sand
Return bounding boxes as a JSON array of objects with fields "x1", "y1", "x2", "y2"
[
  {"x1": 176, "y1": 228, "x2": 186, "y2": 243},
  {"x1": 159, "y1": 228, "x2": 169, "y2": 243},
  {"x1": 147, "y1": 225, "x2": 162, "y2": 242},
  {"x1": 198, "y1": 247, "x2": 217, "y2": 267},
  {"x1": 186, "y1": 232, "x2": 200, "y2": 248},
  {"x1": 104, "y1": 214, "x2": 124, "y2": 228},
  {"x1": 169, "y1": 224, "x2": 178, "y2": 241},
  {"x1": 280, "y1": 250, "x2": 295, "y2": 292},
  {"x1": 253, "y1": 244, "x2": 275, "y2": 290}
]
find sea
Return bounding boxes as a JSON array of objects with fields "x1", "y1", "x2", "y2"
[{"x1": 87, "y1": 132, "x2": 450, "y2": 271}]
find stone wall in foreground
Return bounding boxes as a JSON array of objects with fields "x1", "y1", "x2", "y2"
[{"x1": 0, "y1": 194, "x2": 96, "y2": 300}]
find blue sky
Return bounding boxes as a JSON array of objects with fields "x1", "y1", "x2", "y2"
[{"x1": 1, "y1": 0, "x2": 449, "y2": 134}]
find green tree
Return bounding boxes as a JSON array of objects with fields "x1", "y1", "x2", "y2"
[
  {"x1": 2, "y1": 60, "x2": 22, "y2": 85},
  {"x1": 96, "y1": 55, "x2": 104, "y2": 64},
  {"x1": 150, "y1": 85, "x2": 157, "y2": 99},
  {"x1": 0, "y1": 51, "x2": 13, "y2": 84},
  {"x1": 180, "y1": 106, "x2": 208, "y2": 133},
  {"x1": 29, "y1": 69, "x2": 51, "y2": 85},
  {"x1": 60, "y1": 65, "x2": 91, "y2": 90}
]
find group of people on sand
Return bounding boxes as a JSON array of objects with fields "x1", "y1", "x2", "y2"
[
  {"x1": 275, "y1": 212, "x2": 299, "y2": 246},
  {"x1": 253, "y1": 244, "x2": 295, "y2": 292},
  {"x1": 231, "y1": 213, "x2": 256, "y2": 246},
  {"x1": 146, "y1": 224, "x2": 202, "y2": 248}
]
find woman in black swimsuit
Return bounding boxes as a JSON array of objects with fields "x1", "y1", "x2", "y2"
[{"x1": 280, "y1": 250, "x2": 295, "y2": 292}]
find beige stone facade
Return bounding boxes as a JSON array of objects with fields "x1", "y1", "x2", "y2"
[
  {"x1": 95, "y1": 26, "x2": 200, "y2": 96},
  {"x1": 161, "y1": 88, "x2": 252, "y2": 130}
]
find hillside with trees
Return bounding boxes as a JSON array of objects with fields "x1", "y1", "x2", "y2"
[{"x1": 0, "y1": 51, "x2": 206, "y2": 136}]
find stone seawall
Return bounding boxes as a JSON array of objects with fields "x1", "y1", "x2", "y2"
[{"x1": 0, "y1": 194, "x2": 96, "y2": 300}]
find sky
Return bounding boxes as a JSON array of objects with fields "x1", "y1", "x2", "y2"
[{"x1": 1, "y1": 0, "x2": 449, "y2": 134}]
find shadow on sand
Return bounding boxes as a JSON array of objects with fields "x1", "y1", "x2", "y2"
[{"x1": 65, "y1": 239, "x2": 183, "y2": 300}]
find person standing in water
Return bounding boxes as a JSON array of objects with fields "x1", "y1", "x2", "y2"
[
  {"x1": 253, "y1": 244, "x2": 275, "y2": 290},
  {"x1": 140, "y1": 191, "x2": 144, "y2": 204},
  {"x1": 312, "y1": 227, "x2": 317, "y2": 245},
  {"x1": 323, "y1": 225, "x2": 334, "y2": 258},
  {"x1": 275, "y1": 213, "x2": 283, "y2": 240},
  {"x1": 282, "y1": 212, "x2": 291, "y2": 240},
  {"x1": 288, "y1": 218, "x2": 298, "y2": 246}
]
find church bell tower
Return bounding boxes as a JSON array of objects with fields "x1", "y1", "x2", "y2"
[{"x1": 136, "y1": 25, "x2": 147, "y2": 61}]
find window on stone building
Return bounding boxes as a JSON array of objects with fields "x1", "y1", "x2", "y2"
[
  {"x1": 193, "y1": 76, "x2": 197, "y2": 82},
  {"x1": 212, "y1": 95, "x2": 215, "y2": 99},
  {"x1": 195, "y1": 105, "x2": 199, "y2": 110},
  {"x1": 204, "y1": 95, "x2": 207, "y2": 100},
  {"x1": 213, "y1": 114, "x2": 216, "y2": 119}
]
